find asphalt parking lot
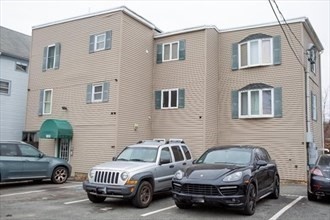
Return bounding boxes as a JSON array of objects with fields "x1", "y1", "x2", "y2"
[{"x1": 0, "y1": 181, "x2": 329, "y2": 220}]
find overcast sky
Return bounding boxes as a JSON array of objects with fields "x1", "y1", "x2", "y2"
[{"x1": 1, "y1": 0, "x2": 329, "y2": 116}]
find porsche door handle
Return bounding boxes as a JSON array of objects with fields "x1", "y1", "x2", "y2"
[{"x1": 169, "y1": 165, "x2": 174, "y2": 168}]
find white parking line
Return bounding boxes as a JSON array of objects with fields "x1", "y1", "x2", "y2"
[
  {"x1": 64, "y1": 199, "x2": 89, "y2": 205},
  {"x1": 0, "y1": 190, "x2": 46, "y2": 198},
  {"x1": 141, "y1": 205, "x2": 176, "y2": 217},
  {"x1": 60, "y1": 184, "x2": 82, "y2": 189},
  {"x1": 269, "y1": 196, "x2": 304, "y2": 220}
]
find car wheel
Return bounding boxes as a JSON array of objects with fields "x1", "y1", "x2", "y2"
[
  {"x1": 132, "y1": 181, "x2": 153, "y2": 208},
  {"x1": 307, "y1": 191, "x2": 317, "y2": 201},
  {"x1": 51, "y1": 166, "x2": 68, "y2": 184},
  {"x1": 243, "y1": 184, "x2": 257, "y2": 216},
  {"x1": 270, "y1": 175, "x2": 280, "y2": 199},
  {"x1": 87, "y1": 193, "x2": 106, "y2": 203},
  {"x1": 175, "y1": 201, "x2": 192, "y2": 209}
]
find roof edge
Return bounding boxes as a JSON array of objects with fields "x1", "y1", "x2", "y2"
[
  {"x1": 154, "y1": 25, "x2": 220, "y2": 38},
  {"x1": 0, "y1": 52, "x2": 29, "y2": 61},
  {"x1": 32, "y1": 6, "x2": 162, "y2": 33}
]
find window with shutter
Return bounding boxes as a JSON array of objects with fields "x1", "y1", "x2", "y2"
[
  {"x1": 86, "y1": 82, "x2": 109, "y2": 104},
  {"x1": 42, "y1": 43, "x2": 61, "y2": 71},
  {"x1": 234, "y1": 34, "x2": 281, "y2": 70},
  {"x1": 159, "y1": 40, "x2": 185, "y2": 63},
  {"x1": 155, "y1": 88, "x2": 185, "y2": 110},
  {"x1": 89, "y1": 31, "x2": 112, "y2": 53},
  {"x1": 232, "y1": 83, "x2": 282, "y2": 119}
]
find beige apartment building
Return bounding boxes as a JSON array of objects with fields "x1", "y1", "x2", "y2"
[{"x1": 25, "y1": 6, "x2": 324, "y2": 181}]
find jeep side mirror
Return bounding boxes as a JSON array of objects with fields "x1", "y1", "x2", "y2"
[
  {"x1": 39, "y1": 153, "x2": 44, "y2": 158},
  {"x1": 112, "y1": 156, "x2": 117, "y2": 161}
]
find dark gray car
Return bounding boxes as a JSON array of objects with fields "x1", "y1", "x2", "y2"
[{"x1": 0, "y1": 141, "x2": 71, "y2": 184}]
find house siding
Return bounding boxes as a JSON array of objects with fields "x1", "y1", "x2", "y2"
[
  {"x1": 116, "y1": 13, "x2": 154, "y2": 153},
  {"x1": 205, "y1": 29, "x2": 219, "y2": 149},
  {"x1": 25, "y1": 8, "x2": 323, "y2": 181},
  {"x1": 26, "y1": 12, "x2": 123, "y2": 174},
  {"x1": 0, "y1": 56, "x2": 29, "y2": 140},
  {"x1": 302, "y1": 26, "x2": 323, "y2": 151},
  {"x1": 152, "y1": 30, "x2": 206, "y2": 157},
  {"x1": 218, "y1": 23, "x2": 308, "y2": 181}
]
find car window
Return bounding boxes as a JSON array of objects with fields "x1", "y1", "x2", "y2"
[
  {"x1": 181, "y1": 145, "x2": 192, "y2": 160},
  {"x1": 0, "y1": 143, "x2": 19, "y2": 156},
  {"x1": 160, "y1": 147, "x2": 172, "y2": 163},
  {"x1": 18, "y1": 144, "x2": 40, "y2": 157},
  {"x1": 255, "y1": 148, "x2": 268, "y2": 162},
  {"x1": 116, "y1": 147, "x2": 158, "y2": 162},
  {"x1": 171, "y1": 145, "x2": 184, "y2": 162},
  {"x1": 198, "y1": 148, "x2": 252, "y2": 165},
  {"x1": 318, "y1": 156, "x2": 330, "y2": 166}
]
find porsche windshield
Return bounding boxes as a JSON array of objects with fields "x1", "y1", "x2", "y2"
[{"x1": 197, "y1": 148, "x2": 252, "y2": 165}]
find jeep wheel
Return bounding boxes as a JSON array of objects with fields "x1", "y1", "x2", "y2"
[
  {"x1": 243, "y1": 184, "x2": 256, "y2": 216},
  {"x1": 87, "y1": 193, "x2": 106, "y2": 203},
  {"x1": 132, "y1": 181, "x2": 153, "y2": 208},
  {"x1": 51, "y1": 166, "x2": 68, "y2": 184},
  {"x1": 307, "y1": 191, "x2": 317, "y2": 201},
  {"x1": 175, "y1": 201, "x2": 192, "y2": 209}
]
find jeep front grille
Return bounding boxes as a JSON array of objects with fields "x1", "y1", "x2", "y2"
[{"x1": 94, "y1": 171, "x2": 119, "y2": 184}]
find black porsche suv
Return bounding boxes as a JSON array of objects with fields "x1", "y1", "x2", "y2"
[{"x1": 171, "y1": 145, "x2": 280, "y2": 215}]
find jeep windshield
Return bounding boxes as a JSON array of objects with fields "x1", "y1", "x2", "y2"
[{"x1": 116, "y1": 147, "x2": 158, "y2": 162}]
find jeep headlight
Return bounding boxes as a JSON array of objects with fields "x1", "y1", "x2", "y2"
[
  {"x1": 88, "y1": 169, "x2": 96, "y2": 180},
  {"x1": 174, "y1": 170, "x2": 184, "y2": 180},
  {"x1": 223, "y1": 171, "x2": 242, "y2": 182},
  {"x1": 121, "y1": 172, "x2": 129, "y2": 181}
]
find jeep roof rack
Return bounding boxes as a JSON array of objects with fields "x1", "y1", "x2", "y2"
[{"x1": 166, "y1": 139, "x2": 185, "y2": 144}]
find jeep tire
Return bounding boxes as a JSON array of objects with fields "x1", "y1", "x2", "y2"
[{"x1": 132, "y1": 181, "x2": 153, "y2": 208}]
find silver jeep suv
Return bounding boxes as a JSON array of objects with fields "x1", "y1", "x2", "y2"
[{"x1": 83, "y1": 139, "x2": 193, "y2": 208}]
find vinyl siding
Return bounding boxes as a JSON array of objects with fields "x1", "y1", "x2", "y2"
[
  {"x1": 218, "y1": 23, "x2": 307, "y2": 181},
  {"x1": 26, "y1": 12, "x2": 123, "y2": 175},
  {"x1": 205, "y1": 29, "x2": 219, "y2": 149},
  {"x1": 0, "y1": 56, "x2": 29, "y2": 140},
  {"x1": 116, "y1": 13, "x2": 154, "y2": 154},
  {"x1": 303, "y1": 27, "x2": 323, "y2": 150},
  {"x1": 152, "y1": 30, "x2": 206, "y2": 158}
]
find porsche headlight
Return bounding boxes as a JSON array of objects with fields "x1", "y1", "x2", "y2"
[
  {"x1": 121, "y1": 172, "x2": 129, "y2": 181},
  {"x1": 174, "y1": 170, "x2": 184, "y2": 180},
  {"x1": 223, "y1": 171, "x2": 242, "y2": 182}
]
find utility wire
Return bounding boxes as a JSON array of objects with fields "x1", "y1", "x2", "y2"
[
  {"x1": 272, "y1": 0, "x2": 306, "y2": 52},
  {"x1": 268, "y1": 0, "x2": 305, "y2": 69}
]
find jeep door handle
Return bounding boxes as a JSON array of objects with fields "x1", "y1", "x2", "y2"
[
  {"x1": 183, "y1": 162, "x2": 187, "y2": 165},
  {"x1": 169, "y1": 165, "x2": 174, "y2": 168}
]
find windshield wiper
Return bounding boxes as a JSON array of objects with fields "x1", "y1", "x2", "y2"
[
  {"x1": 130, "y1": 158, "x2": 145, "y2": 162},
  {"x1": 117, "y1": 158, "x2": 128, "y2": 161}
]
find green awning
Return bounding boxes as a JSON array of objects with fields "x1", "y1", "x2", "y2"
[{"x1": 39, "y1": 119, "x2": 73, "y2": 139}]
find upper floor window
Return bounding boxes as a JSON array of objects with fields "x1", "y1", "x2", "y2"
[
  {"x1": 0, "y1": 79, "x2": 11, "y2": 95},
  {"x1": 156, "y1": 40, "x2": 186, "y2": 64},
  {"x1": 163, "y1": 42, "x2": 179, "y2": 61},
  {"x1": 43, "y1": 89, "x2": 53, "y2": 115},
  {"x1": 309, "y1": 46, "x2": 317, "y2": 74},
  {"x1": 155, "y1": 88, "x2": 185, "y2": 110},
  {"x1": 239, "y1": 88, "x2": 274, "y2": 118},
  {"x1": 231, "y1": 83, "x2": 282, "y2": 119},
  {"x1": 94, "y1": 33, "x2": 106, "y2": 51},
  {"x1": 15, "y1": 62, "x2": 28, "y2": 72},
  {"x1": 86, "y1": 82, "x2": 109, "y2": 104},
  {"x1": 89, "y1": 31, "x2": 112, "y2": 53},
  {"x1": 239, "y1": 38, "x2": 272, "y2": 68},
  {"x1": 42, "y1": 43, "x2": 61, "y2": 72},
  {"x1": 232, "y1": 34, "x2": 281, "y2": 70},
  {"x1": 92, "y1": 84, "x2": 103, "y2": 102},
  {"x1": 311, "y1": 93, "x2": 317, "y2": 121}
]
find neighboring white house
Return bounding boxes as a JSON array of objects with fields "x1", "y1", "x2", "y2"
[{"x1": 0, "y1": 26, "x2": 31, "y2": 140}]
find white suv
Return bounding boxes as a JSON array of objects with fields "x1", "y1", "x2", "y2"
[{"x1": 83, "y1": 139, "x2": 193, "y2": 208}]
